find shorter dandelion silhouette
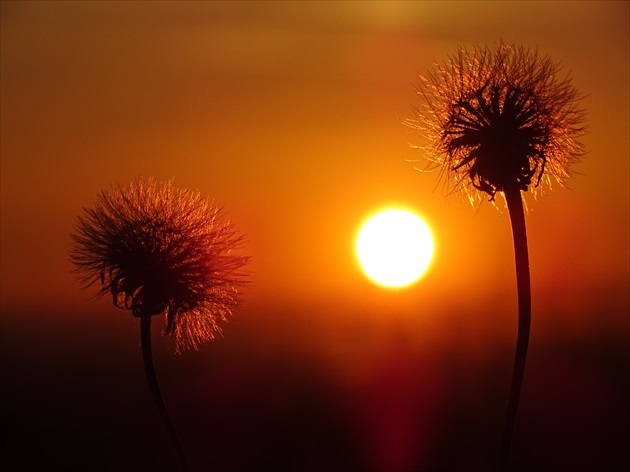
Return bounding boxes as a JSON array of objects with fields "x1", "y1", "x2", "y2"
[
  {"x1": 407, "y1": 41, "x2": 585, "y2": 470},
  {"x1": 70, "y1": 177, "x2": 249, "y2": 471}
]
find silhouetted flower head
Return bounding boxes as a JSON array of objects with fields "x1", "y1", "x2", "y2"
[
  {"x1": 70, "y1": 178, "x2": 249, "y2": 351},
  {"x1": 408, "y1": 41, "x2": 586, "y2": 203}
]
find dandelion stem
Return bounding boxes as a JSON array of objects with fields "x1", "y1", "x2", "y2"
[
  {"x1": 140, "y1": 315, "x2": 190, "y2": 472},
  {"x1": 501, "y1": 187, "x2": 531, "y2": 471}
]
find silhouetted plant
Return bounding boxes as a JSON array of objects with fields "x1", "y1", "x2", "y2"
[
  {"x1": 70, "y1": 177, "x2": 249, "y2": 471},
  {"x1": 407, "y1": 41, "x2": 586, "y2": 470}
]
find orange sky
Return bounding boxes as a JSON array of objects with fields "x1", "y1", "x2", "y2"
[
  {"x1": 1, "y1": 1, "x2": 628, "y2": 350},
  {"x1": 1, "y1": 2, "x2": 628, "y2": 470}
]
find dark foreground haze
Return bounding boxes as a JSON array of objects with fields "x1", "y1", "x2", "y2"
[{"x1": 2, "y1": 303, "x2": 627, "y2": 472}]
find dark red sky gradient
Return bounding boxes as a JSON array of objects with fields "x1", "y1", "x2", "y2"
[{"x1": 1, "y1": 2, "x2": 628, "y2": 471}]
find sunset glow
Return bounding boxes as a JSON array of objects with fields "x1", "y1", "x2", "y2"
[
  {"x1": 356, "y1": 209, "x2": 434, "y2": 288},
  {"x1": 1, "y1": 2, "x2": 628, "y2": 471}
]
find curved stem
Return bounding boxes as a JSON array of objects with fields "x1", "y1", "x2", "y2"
[
  {"x1": 500, "y1": 188, "x2": 531, "y2": 471},
  {"x1": 141, "y1": 315, "x2": 190, "y2": 472}
]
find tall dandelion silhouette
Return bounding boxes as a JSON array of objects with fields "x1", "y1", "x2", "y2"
[
  {"x1": 407, "y1": 41, "x2": 586, "y2": 470},
  {"x1": 69, "y1": 177, "x2": 249, "y2": 471}
]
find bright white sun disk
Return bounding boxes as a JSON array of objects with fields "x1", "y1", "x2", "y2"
[{"x1": 356, "y1": 209, "x2": 434, "y2": 288}]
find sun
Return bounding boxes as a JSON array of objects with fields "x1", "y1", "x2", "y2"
[{"x1": 356, "y1": 209, "x2": 434, "y2": 288}]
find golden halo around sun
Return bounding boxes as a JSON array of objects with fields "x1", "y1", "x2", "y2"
[{"x1": 356, "y1": 209, "x2": 434, "y2": 288}]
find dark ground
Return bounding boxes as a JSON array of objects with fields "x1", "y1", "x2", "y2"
[{"x1": 1, "y1": 307, "x2": 628, "y2": 472}]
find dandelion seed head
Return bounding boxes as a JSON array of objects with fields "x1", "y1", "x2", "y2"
[
  {"x1": 407, "y1": 41, "x2": 586, "y2": 204},
  {"x1": 69, "y1": 177, "x2": 249, "y2": 352}
]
